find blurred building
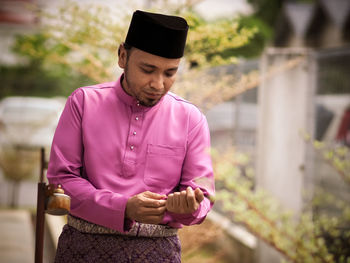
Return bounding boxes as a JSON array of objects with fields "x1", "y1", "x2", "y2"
[
  {"x1": 256, "y1": 1, "x2": 350, "y2": 263},
  {"x1": 206, "y1": 2, "x2": 350, "y2": 262},
  {"x1": 0, "y1": 0, "x2": 42, "y2": 65},
  {"x1": 207, "y1": 0, "x2": 350, "y2": 151},
  {"x1": 275, "y1": 0, "x2": 350, "y2": 48},
  {"x1": 271, "y1": 0, "x2": 350, "y2": 140}
]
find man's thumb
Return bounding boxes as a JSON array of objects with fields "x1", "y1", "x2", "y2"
[{"x1": 144, "y1": 191, "x2": 167, "y2": 200}]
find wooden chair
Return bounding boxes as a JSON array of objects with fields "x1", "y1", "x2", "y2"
[{"x1": 34, "y1": 148, "x2": 70, "y2": 263}]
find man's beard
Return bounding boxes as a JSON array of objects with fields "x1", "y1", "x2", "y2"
[{"x1": 124, "y1": 65, "x2": 160, "y2": 107}]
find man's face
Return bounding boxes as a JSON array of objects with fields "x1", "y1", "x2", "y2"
[{"x1": 118, "y1": 45, "x2": 181, "y2": 107}]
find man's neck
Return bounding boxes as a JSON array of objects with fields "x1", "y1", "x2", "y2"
[{"x1": 120, "y1": 74, "x2": 133, "y2": 97}]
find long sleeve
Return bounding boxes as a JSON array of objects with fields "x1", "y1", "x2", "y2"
[
  {"x1": 162, "y1": 112, "x2": 215, "y2": 227},
  {"x1": 47, "y1": 89, "x2": 131, "y2": 233}
]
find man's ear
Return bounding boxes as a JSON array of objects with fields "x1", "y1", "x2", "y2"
[{"x1": 118, "y1": 44, "x2": 127, "y2": 69}]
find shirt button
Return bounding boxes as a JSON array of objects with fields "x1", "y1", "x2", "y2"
[
  {"x1": 130, "y1": 145, "x2": 134, "y2": 150},
  {"x1": 135, "y1": 117, "x2": 139, "y2": 121},
  {"x1": 133, "y1": 131, "x2": 137, "y2": 135},
  {"x1": 137, "y1": 103, "x2": 140, "y2": 107}
]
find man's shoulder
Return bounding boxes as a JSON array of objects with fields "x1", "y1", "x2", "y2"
[
  {"x1": 78, "y1": 82, "x2": 116, "y2": 93},
  {"x1": 70, "y1": 82, "x2": 116, "y2": 98},
  {"x1": 66, "y1": 82, "x2": 117, "y2": 108},
  {"x1": 164, "y1": 92, "x2": 205, "y2": 122},
  {"x1": 165, "y1": 92, "x2": 194, "y2": 107}
]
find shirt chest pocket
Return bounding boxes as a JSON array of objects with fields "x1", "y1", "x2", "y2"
[{"x1": 144, "y1": 144, "x2": 185, "y2": 191}]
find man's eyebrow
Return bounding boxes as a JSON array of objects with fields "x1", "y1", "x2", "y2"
[
  {"x1": 140, "y1": 62, "x2": 157, "y2": 69},
  {"x1": 140, "y1": 62, "x2": 178, "y2": 71},
  {"x1": 166, "y1": 67, "x2": 178, "y2": 72}
]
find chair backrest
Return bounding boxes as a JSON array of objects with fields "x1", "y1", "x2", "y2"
[{"x1": 35, "y1": 148, "x2": 70, "y2": 263}]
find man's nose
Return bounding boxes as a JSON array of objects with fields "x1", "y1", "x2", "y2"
[{"x1": 150, "y1": 74, "x2": 164, "y2": 91}]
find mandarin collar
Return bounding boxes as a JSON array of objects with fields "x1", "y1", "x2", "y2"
[{"x1": 115, "y1": 74, "x2": 165, "y2": 112}]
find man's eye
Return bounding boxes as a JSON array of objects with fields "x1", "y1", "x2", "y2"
[
  {"x1": 141, "y1": 68, "x2": 153, "y2": 74},
  {"x1": 165, "y1": 72, "x2": 175, "y2": 77}
]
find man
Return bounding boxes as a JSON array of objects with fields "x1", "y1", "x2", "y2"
[{"x1": 47, "y1": 10, "x2": 215, "y2": 263}]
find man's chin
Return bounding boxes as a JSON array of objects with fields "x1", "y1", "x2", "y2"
[{"x1": 140, "y1": 98, "x2": 159, "y2": 107}]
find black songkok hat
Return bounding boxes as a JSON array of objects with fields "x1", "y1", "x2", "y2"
[{"x1": 125, "y1": 10, "x2": 189, "y2": 59}]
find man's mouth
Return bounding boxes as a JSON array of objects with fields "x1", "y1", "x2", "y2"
[{"x1": 144, "y1": 92, "x2": 161, "y2": 99}]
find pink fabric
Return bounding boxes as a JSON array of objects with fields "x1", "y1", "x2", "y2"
[{"x1": 47, "y1": 75, "x2": 215, "y2": 233}]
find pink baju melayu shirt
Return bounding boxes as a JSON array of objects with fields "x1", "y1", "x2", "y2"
[{"x1": 47, "y1": 74, "x2": 215, "y2": 233}]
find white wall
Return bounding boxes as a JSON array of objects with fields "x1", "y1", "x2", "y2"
[{"x1": 256, "y1": 48, "x2": 316, "y2": 263}]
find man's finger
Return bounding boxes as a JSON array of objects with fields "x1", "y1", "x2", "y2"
[
  {"x1": 143, "y1": 198, "x2": 166, "y2": 208},
  {"x1": 141, "y1": 191, "x2": 167, "y2": 208},
  {"x1": 186, "y1": 187, "x2": 196, "y2": 209},
  {"x1": 194, "y1": 188, "x2": 204, "y2": 203},
  {"x1": 174, "y1": 192, "x2": 181, "y2": 207},
  {"x1": 140, "y1": 206, "x2": 167, "y2": 216},
  {"x1": 166, "y1": 193, "x2": 174, "y2": 210},
  {"x1": 180, "y1": 190, "x2": 188, "y2": 209},
  {"x1": 144, "y1": 191, "x2": 167, "y2": 200}
]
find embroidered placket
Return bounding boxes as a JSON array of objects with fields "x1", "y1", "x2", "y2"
[{"x1": 122, "y1": 102, "x2": 144, "y2": 177}]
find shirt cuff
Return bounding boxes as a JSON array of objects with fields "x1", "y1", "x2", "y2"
[
  {"x1": 161, "y1": 206, "x2": 204, "y2": 226},
  {"x1": 123, "y1": 218, "x2": 135, "y2": 232}
]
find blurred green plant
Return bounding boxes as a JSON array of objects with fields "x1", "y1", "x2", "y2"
[
  {"x1": 247, "y1": 0, "x2": 283, "y2": 28},
  {"x1": 183, "y1": 12, "x2": 257, "y2": 67},
  {"x1": 301, "y1": 132, "x2": 350, "y2": 187},
  {"x1": 4, "y1": 0, "x2": 258, "y2": 104},
  {"x1": 213, "y1": 143, "x2": 350, "y2": 263},
  {"x1": 0, "y1": 62, "x2": 91, "y2": 99},
  {"x1": 301, "y1": 132, "x2": 350, "y2": 262},
  {"x1": 213, "y1": 148, "x2": 335, "y2": 263},
  {"x1": 223, "y1": 15, "x2": 272, "y2": 59}
]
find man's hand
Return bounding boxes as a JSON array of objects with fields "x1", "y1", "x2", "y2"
[
  {"x1": 125, "y1": 191, "x2": 167, "y2": 224},
  {"x1": 166, "y1": 187, "x2": 204, "y2": 214}
]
